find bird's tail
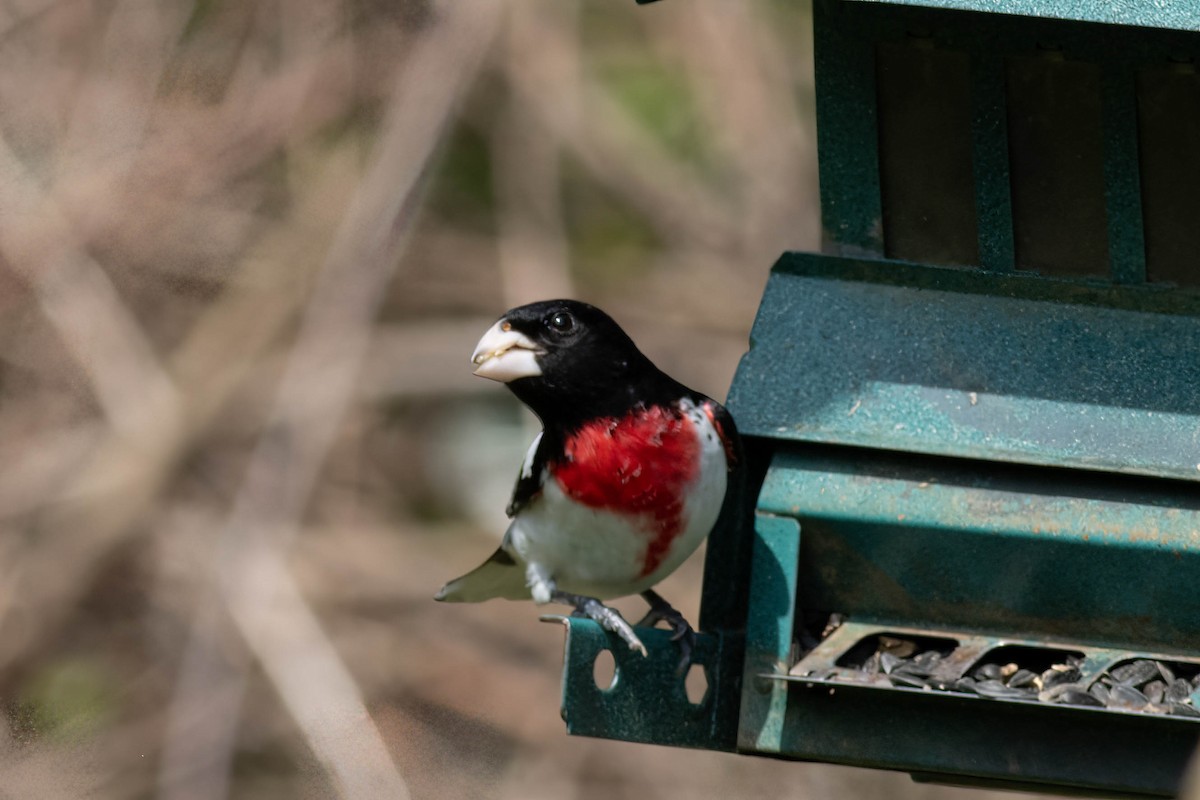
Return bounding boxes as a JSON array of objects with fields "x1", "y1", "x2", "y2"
[{"x1": 435, "y1": 547, "x2": 528, "y2": 603}]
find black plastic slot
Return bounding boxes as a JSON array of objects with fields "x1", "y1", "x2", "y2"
[
  {"x1": 1006, "y1": 52, "x2": 1109, "y2": 277},
  {"x1": 1137, "y1": 64, "x2": 1200, "y2": 288},
  {"x1": 876, "y1": 39, "x2": 979, "y2": 266}
]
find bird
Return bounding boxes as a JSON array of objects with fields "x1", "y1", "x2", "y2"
[{"x1": 435, "y1": 299, "x2": 739, "y2": 669}]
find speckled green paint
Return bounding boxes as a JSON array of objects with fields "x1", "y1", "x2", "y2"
[
  {"x1": 558, "y1": 620, "x2": 742, "y2": 750},
  {"x1": 847, "y1": 0, "x2": 1200, "y2": 32},
  {"x1": 729, "y1": 253, "x2": 1200, "y2": 483},
  {"x1": 814, "y1": 0, "x2": 885, "y2": 256},
  {"x1": 736, "y1": 513, "x2": 800, "y2": 754},
  {"x1": 758, "y1": 450, "x2": 1200, "y2": 652}
]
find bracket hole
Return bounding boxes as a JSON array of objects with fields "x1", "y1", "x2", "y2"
[
  {"x1": 593, "y1": 649, "x2": 618, "y2": 692},
  {"x1": 684, "y1": 663, "x2": 709, "y2": 705}
]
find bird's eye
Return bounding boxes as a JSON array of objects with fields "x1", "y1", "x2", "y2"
[{"x1": 548, "y1": 311, "x2": 574, "y2": 332}]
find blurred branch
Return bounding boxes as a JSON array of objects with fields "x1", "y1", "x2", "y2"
[
  {"x1": 360, "y1": 317, "x2": 500, "y2": 400},
  {"x1": 0, "y1": 0, "x2": 342, "y2": 691},
  {"x1": 152, "y1": 146, "x2": 354, "y2": 799},
  {"x1": 0, "y1": 0, "x2": 388, "y2": 677},
  {"x1": 490, "y1": 0, "x2": 577, "y2": 304},
  {"x1": 55, "y1": 1, "x2": 191, "y2": 185},
  {"x1": 0, "y1": 226, "x2": 321, "y2": 682},
  {"x1": 160, "y1": 3, "x2": 502, "y2": 799},
  {"x1": 0, "y1": 421, "x2": 101, "y2": 519},
  {"x1": 0, "y1": 140, "x2": 182, "y2": 438},
  {"x1": 0, "y1": 0, "x2": 74, "y2": 42},
  {"x1": 499, "y1": 10, "x2": 741, "y2": 254},
  {"x1": 654, "y1": 0, "x2": 818, "y2": 255}
]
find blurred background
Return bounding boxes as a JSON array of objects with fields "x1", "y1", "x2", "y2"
[{"x1": 0, "y1": 0, "x2": 1058, "y2": 797}]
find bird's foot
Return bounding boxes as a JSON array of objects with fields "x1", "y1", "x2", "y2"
[
  {"x1": 637, "y1": 590, "x2": 695, "y2": 675},
  {"x1": 553, "y1": 591, "x2": 647, "y2": 657}
]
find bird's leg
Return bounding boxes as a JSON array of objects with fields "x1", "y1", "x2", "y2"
[
  {"x1": 551, "y1": 590, "x2": 647, "y2": 657},
  {"x1": 528, "y1": 562, "x2": 646, "y2": 656},
  {"x1": 636, "y1": 589, "x2": 695, "y2": 674}
]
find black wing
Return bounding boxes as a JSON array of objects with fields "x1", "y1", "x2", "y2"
[
  {"x1": 506, "y1": 431, "x2": 550, "y2": 518},
  {"x1": 694, "y1": 394, "x2": 741, "y2": 471}
]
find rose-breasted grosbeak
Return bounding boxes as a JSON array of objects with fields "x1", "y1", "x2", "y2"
[{"x1": 435, "y1": 300, "x2": 739, "y2": 666}]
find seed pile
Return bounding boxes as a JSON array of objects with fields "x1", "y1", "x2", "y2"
[
  {"x1": 847, "y1": 636, "x2": 949, "y2": 689},
  {"x1": 1081, "y1": 660, "x2": 1200, "y2": 717},
  {"x1": 954, "y1": 654, "x2": 1084, "y2": 703},
  {"x1": 827, "y1": 636, "x2": 1200, "y2": 718}
]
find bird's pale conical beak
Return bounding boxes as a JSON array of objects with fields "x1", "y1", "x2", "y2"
[{"x1": 471, "y1": 320, "x2": 543, "y2": 382}]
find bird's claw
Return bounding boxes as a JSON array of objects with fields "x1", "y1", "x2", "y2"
[
  {"x1": 581, "y1": 597, "x2": 647, "y2": 656},
  {"x1": 552, "y1": 591, "x2": 648, "y2": 657},
  {"x1": 637, "y1": 591, "x2": 695, "y2": 675}
]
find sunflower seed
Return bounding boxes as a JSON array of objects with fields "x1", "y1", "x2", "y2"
[
  {"x1": 894, "y1": 662, "x2": 934, "y2": 679},
  {"x1": 1108, "y1": 684, "x2": 1149, "y2": 710},
  {"x1": 976, "y1": 679, "x2": 1028, "y2": 699},
  {"x1": 1042, "y1": 683, "x2": 1074, "y2": 700},
  {"x1": 889, "y1": 672, "x2": 928, "y2": 689},
  {"x1": 1143, "y1": 680, "x2": 1167, "y2": 704},
  {"x1": 953, "y1": 677, "x2": 977, "y2": 694},
  {"x1": 974, "y1": 663, "x2": 1002, "y2": 681},
  {"x1": 1056, "y1": 688, "x2": 1104, "y2": 707},
  {"x1": 1041, "y1": 667, "x2": 1080, "y2": 689},
  {"x1": 1167, "y1": 679, "x2": 1193, "y2": 703},
  {"x1": 1111, "y1": 660, "x2": 1159, "y2": 686},
  {"x1": 913, "y1": 650, "x2": 942, "y2": 670},
  {"x1": 1009, "y1": 669, "x2": 1038, "y2": 688}
]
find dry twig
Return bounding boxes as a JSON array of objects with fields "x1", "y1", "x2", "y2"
[{"x1": 160, "y1": 3, "x2": 502, "y2": 798}]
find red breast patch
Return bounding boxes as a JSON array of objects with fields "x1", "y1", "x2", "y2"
[{"x1": 553, "y1": 405, "x2": 700, "y2": 577}]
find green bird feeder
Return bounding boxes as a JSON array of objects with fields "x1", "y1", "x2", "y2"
[{"x1": 555, "y1": 2, "x2": 1200, "y2": 795}]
